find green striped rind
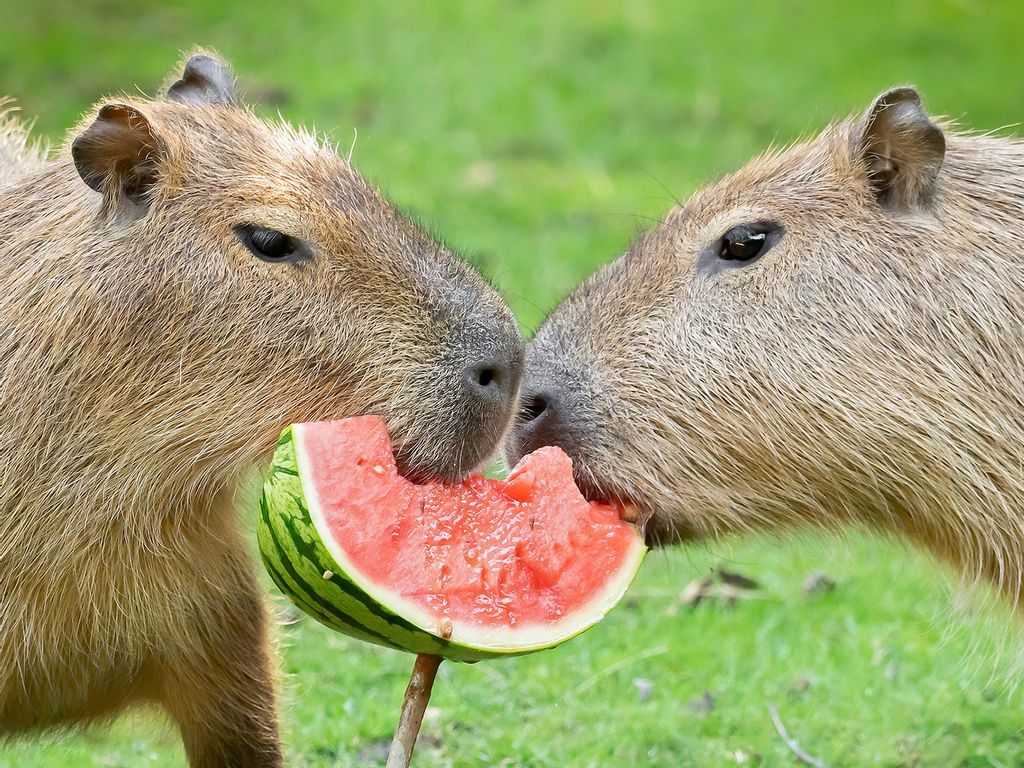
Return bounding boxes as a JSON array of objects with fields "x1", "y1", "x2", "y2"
[
  {"x1": 257, "y1": 425, "x2": 646, "y2": 662},
  {"x1": 258, "y1": 427, "x2": 506, "y2": 661}
]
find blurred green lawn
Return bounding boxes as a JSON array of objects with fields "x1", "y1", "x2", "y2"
[{"x1": 4, "y1": 1, "x2": 1024, "y2": 765}]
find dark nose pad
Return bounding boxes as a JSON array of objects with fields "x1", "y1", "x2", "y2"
[
  {"x1": 514, "y1": 388, "x2": 562, "y2": 455},
  {"x1": 463, "y1": 356, "x2": 520, "y2": 413}
]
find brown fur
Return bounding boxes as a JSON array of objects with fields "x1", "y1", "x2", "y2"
[
  {"x1": 512, "y1": 88, "x2": 1024, "y2": 607},
  {"x1": 0, "y1": 101, "x2": 44, "y2": 186},
  {"x1": 0, "y1": 53, "x2": 522, "y2": 766}
]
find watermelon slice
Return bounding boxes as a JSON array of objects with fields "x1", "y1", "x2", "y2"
[{"x1": 257, "y1": 416, "x2": 646, "y2": 661}]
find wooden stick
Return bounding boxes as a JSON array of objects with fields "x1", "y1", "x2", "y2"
[
  {"x1": 767, "y1": 703, "x2": 826, "y2": 768},
  {"x1": 386, "y1": 654, "x2": 443, "y2": 768}
]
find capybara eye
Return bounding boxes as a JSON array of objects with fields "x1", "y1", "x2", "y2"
[
  {"x1": 718, "y1": 223, "x2": 781, "y2": 263},
  {"x1": 720, "y1": 228, "x2": 766, "y2": 261},
  {"x1": 235, "y1": 224, "x2": 299, "y2": 262}
]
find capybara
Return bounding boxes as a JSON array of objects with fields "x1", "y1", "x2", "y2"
[
  {"x1": 0, "y1": 53, "x2": 523, "y2": 767},
  {"x1": 511, "y1": 87, "x2": 1024, "y2": 606}
]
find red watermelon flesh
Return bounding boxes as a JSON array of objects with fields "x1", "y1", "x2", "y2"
[{"x1": 297, "y1": 416, "x2": 642, "y2": 639}]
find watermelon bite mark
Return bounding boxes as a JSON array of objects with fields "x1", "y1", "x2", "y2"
[{"x1": 259, "y1": 415, "x2": 646, "y2": 660}]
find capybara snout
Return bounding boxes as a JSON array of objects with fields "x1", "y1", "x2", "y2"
[{"x1": 512, "y1": 87, "x2": 1024, "y2": 589}]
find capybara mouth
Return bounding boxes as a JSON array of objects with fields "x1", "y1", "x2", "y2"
[
  {"x1": 575, "y1": 471, "x2": 704, "y2": 547},
  {"x1": 641, "y1": 511, "x2": 703, "y2": 549},
  {"x1": 574, "y1": 473, "x2": 650, "y2": 533},
  {"x1": 573, "y1": 473, "x2": 698, "y2": 548},
  {"x1": 573, "y1": 472, "x2": 618, "y2": 506}
]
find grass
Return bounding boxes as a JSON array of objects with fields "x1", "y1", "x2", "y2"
[
  {"x1": 6, "y1": 536, "x2": 1024, "y2": 767},
  {"x1": 3, "y1": 0, "x2": 1024, "y2": 765}
]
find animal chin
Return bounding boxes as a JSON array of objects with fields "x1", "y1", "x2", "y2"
[
  {"x1": 393, "y1": 448, "x2": 463, "y2": 485},
  {"x1": 642, "y1": 509, "x2": 702, "y2": 549},
  {"x1": 393, "y1": 434, "x2": 493, "y2": 485}
]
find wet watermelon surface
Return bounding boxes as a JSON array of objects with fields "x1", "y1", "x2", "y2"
[{"x1": 297, "y1": 416, "x2": 639, "y2": 630}]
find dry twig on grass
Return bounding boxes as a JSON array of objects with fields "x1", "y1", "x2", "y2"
[{"x1": 767, "y1": 703, "x2": 826, "y2": 768}]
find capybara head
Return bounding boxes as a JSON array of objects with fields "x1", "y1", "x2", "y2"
[
  {"x1": 510, "y1": 87, "x2": 1024, "y2": 560},
  {"x1": 20, "y1": 53, "x2": 523, "y2": 489}
]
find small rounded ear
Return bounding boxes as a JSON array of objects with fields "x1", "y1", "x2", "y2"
[
  {"x1": 71, "y1": 103, "x2": 164, "y2": 218},
  {"x1": 852, "y1": 87, "x2": 945, "y2": 212},
  {"x1": 166, "y1": 53, "x2": 237, "y2": 107}
]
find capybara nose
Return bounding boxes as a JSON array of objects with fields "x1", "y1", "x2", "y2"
[
  {"x1": 463, "y1": 354, "x2": 520, "y2": 411},
  {"x1": 461, "y1": 322, "x2": 525, "y2": 425},
  {"x1": 512, "y1": 387, "x2": 564, "y2": 458}
]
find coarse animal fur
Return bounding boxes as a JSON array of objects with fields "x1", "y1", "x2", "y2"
[
  {"x1": 0, "y1": 101, "x2": 44, "y2": 186},
  {"x1": 0, "y1": 52, "x2": 523, "y2": 767},
  {"x1": 510, "y1": 87, "x2": 1024, "y2": 608}
]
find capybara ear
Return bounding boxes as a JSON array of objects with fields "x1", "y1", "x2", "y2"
[
  {"x1": 166, "y1": 53, "x2": 238, "y2": 107},
  {"x1": 71, "y1": 103, "x2": 165, "y2": 218},
  {"x1": 853, "y1": 87, "x2": 945, "y2": 211}
]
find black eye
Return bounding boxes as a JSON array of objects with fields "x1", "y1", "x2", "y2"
[
  {"x1": 720, "y1": 227, "x2": 768, "y2": 261},
  {"x1": 235, "y1": 224, "x2": 298, "y2": 262}
]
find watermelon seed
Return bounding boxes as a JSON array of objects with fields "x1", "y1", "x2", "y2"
[
  {"x1": 439, "y1": 618, "x2": 453, "y2": 639},
  {"x1": 372, "y1": 465, "x2": 385, "y2": 475},
  {"x1": 322, "y1": 570, "x2": 333, "y2": 580}
]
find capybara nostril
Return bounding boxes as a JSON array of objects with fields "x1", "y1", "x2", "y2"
[
  {"x1": 467, "y1": 362, "x2": 502, "y2": 394},
  {"x1": 463, "y1": 352, "x2": 520, "y2": 407},
  {"x1": 512, "y1": 388, "x2": 564, "y2": 457},
  {"x1": 476, "y1": 366, "x2": 497, "y2": 388},
  {"x1": 522, "y1": 393, "x2": 549, "y2": 423}
]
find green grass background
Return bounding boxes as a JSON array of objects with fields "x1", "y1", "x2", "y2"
[{"x1": 4, "y1": 1, "x2": 1024, "y2": 765}]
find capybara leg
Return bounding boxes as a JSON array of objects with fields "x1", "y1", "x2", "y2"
[{"x1": 160, "y1": 588, "x2": 282, "y2": 768}]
